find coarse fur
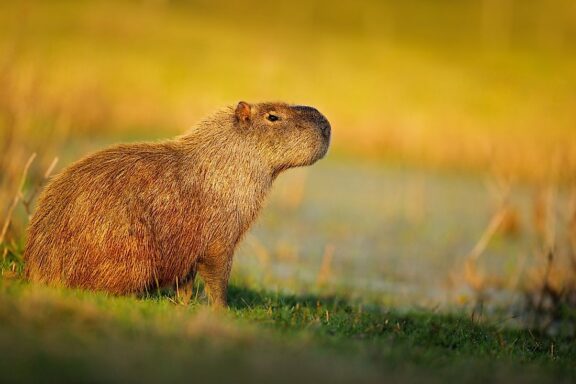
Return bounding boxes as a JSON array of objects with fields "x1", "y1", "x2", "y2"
[{"x1": 23, "y1": 102, "x2": 331, "y2": 306}]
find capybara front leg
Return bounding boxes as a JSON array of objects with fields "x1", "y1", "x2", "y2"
[{"x1": 197, "y1": 254, "x2": 232, "y2": 308}]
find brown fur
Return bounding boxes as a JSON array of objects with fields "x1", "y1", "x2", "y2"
[{"x1": 24, "y1": 102, "x2": 331, "y2": 306}]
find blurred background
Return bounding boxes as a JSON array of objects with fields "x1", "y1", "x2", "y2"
[{"x1": 1, "y1": 0, "x2": 575, "y2": 313}]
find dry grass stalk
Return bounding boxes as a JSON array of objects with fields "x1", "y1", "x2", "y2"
[
  {"x1": 461, "y1": 178, "x2": 514, "y2": 318},
  {"x1": 463, "y1": 207, "x2": 507, "y2": 321},
  {"x1": 21, "y1": 156, "x2": 58, "y2": 219},
  {"x1": 316, "y1": 244, "x2": 335, "y2": 287},
  {"x1": 0, "y1": 152, "x2": 36, "y2": 245},
  {"x1": 522, "y1": 185, "x2": 576, "y2": 335},
  {"x1": 467, "y1": 208, "x2": 507, "y2": 266},
  {"x1": 568, "y1": 186, "x2": 576, "y2": 264},
  {"x1": 533, "y1": 187, "x2": 556, "y2": 249},
  {"x1": 1, "y1": 152, "x2": 58, "y2": 280}
]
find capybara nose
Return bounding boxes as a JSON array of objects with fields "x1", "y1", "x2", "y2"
[{"x1": 320, "y1": 121, "x2": 331, "y2": 139}]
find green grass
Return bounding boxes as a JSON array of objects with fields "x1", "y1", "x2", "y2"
[{"x1": 0, "y1": 278, "x2": 574, "y2": 384}]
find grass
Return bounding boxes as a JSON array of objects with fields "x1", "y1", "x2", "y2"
[{"x1": 1, "y1": 278, "x2": 575, "y2": 384}]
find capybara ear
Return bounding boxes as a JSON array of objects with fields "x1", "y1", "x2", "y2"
[{"x1": 235, "y1": 101, "x2": 251, "y2": 123}]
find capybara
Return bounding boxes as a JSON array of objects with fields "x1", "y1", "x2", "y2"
[{"x1": 24, "y1": 101, "x2": 331, "y2": 306}]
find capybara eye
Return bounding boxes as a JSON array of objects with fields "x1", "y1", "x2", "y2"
[{"x1": 267, "y1": 114, "x2": 279, "y2": 122}]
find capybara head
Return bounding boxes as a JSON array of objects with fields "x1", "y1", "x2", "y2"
[{"x1": 234, "y1": 101, "x2": 331, "y2": 171}]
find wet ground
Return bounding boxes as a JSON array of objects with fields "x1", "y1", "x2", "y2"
[{"x1": 236, "y1": 158, "x2": 568, "y2": 309}]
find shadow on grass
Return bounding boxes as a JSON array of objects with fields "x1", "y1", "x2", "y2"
[
  {"x1": 227, "y1": 284, "x2": 356, "y2": 311},
  {"x1": 138, "y1": 281, "x2": 361, "y2": 311}
]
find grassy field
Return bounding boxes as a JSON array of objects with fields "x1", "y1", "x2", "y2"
[
  {"x1": 1, "y1": 157, "x2": 575, "y2": 382},
  {"x1": 1, "y1": 0, "x2": 576, "y2": 382},
  {"x1": 1, "y1": 280, "x2": 575, "y2": 384}
]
